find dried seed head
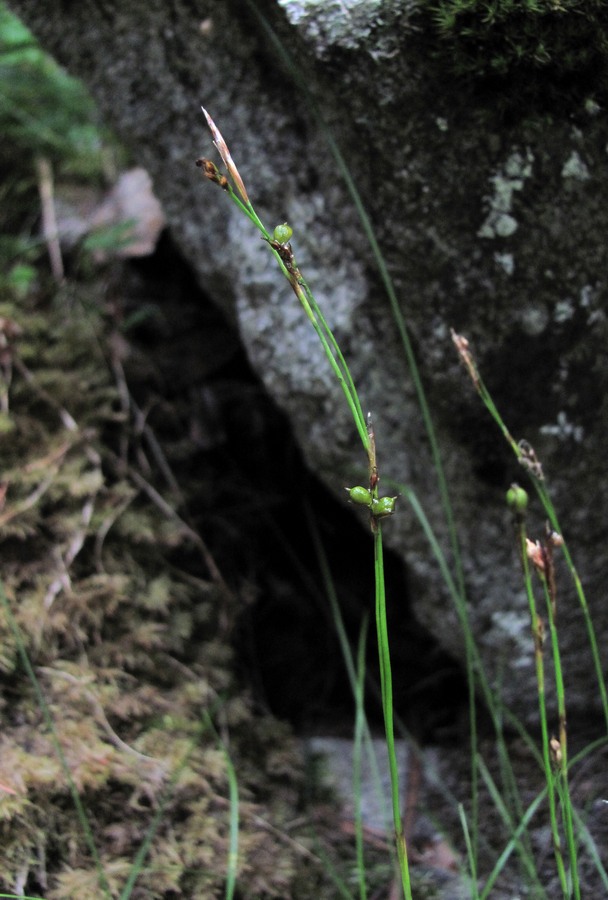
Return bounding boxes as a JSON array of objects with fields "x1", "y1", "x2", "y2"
[
  {"x1": 451, "y1": 328, "x2": 480, "y2": 389},
  {"x1": 195, "y1": 158, "x2": 229, "y2": 190},
  {"x1": 548, "y1": 530, "x2": 564, "y2": 548},
  {"x1": 518, "y1": 439, "x2": 544, "y2": 480},
  {"x1": 550, "y1": 736, "x2": 562, "y2": 766},
  {"x1": 201, "y1": 106, "x2": 250, "y2": 205},
  {"x1": 526, "y1": 538, "x2": 546, "y2": 573}
]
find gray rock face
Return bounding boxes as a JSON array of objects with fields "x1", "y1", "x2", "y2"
[{"x1": 9, "y1": 0, "x2": 608, "y2": 722}]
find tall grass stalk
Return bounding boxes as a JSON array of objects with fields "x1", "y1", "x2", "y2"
[
  {"x1": 306, "y1": 503, "x2": 399, "y2": 876},
  {"x1": 477, "y1": 757, "x2": 547, "y2": 900},
  {"x1": 452, "y1": 330, "x2": 608, "y2": 732},
  {"x1": 453, "y1": 330, "x2": 601, "y2": 896},
  {"x1": 353, "y1": 618, "x2": 369, "y2": 900},
  {"x1": 513, "y1": 510, "x2": 568, "y2": 894},
  {"x1": 242, "y1": 3, "x2": 483, "y2": 858},
  {"x1": 373, "y1": 528, "x2": 411, "y2": 896},
  {"x1": 200, "y1": 710, "x2": 240, "y2": 900},
  {"x1": 0, "y1": 895, "x2": 46, "y2": 899},
  {"x1": 458, "y1": 803, "x2": 480, "y2": 900},
  {"x1": 198, "y1": 110, "x2": 412, "y2": 898}
]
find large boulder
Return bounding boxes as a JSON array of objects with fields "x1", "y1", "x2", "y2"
[{"x1": 8, "y1": 0, "x2": 608, "y2": 723}]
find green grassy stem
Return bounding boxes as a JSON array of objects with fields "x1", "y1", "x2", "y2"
[
  {"x1": 463, "y1": 354, "x2": 608, "y2": 731},
  {"x1": 373, "y1": 525, "x2": 412, "y2": 899},
  {"x1": 516, "y1": 521, "x2": 568, "y2": 897},
  {"x1": 478, "y1": 758, "x2": 547, "y2": 900},
  {"x1": 200, "y1": 120, "x2": 411, "y2": 891},
  {"x1": 354, "y1": 618, "x2": 369, "y2": 900}
]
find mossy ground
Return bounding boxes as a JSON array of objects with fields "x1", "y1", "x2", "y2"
[{"x1": 0, "y1": 258, "x2": 379, "y2": 899}]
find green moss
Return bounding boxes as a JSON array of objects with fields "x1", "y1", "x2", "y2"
[
  {"x1": 423, "y1": 0, "x2": 608, "y2": 114},
  {"x1": 0, "y1": 271, "x2": 357, "y2": 899}
]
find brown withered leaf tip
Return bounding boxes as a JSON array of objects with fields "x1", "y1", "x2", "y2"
[
  {"x1": 201, "y1": 106, "x2": 250, "y2": 205},
  {"x1": 451, "y1": 328, "x2": 480, "y2": 390}
]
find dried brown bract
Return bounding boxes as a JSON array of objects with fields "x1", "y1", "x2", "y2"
[
  {"x1": 451, "y1": 328, "x2": 480, "y2": 390},
  {"x1": 201, "y1": 106, "x2": 250, "y2": 205}
]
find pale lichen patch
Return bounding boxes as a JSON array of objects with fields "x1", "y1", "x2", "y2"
[
  {"x1": 478, "y1": 149, "x2": 534, "y2": 240},
  {"x1": 494, "y1": 251, "x2": 515, "y2": 275},
  {"x1": 561, "y1": 150, "x2": 591, "y2": 181},
  {"x1": 540, "y1": 411, "x2": 584, "y2": 443}
]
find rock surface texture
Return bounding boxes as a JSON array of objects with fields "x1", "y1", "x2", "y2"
[{"x1": 9, "y1": 0, "x2": 608, "y2": 722}]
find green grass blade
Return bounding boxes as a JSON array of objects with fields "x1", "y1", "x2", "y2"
[
  {"x1": 0, "y1": 895, "x2": 47, "y2": 899},
  {"x1": 373, "y1": 525, "x2": 412, "y2": 899},
  {"x1": 571, "y1": 806, "x2": 608, "y2": 893},
  {"x1": 306, "y1": 503, "x2": 399, "y2": 858},
  {"x1": 455, "y1": 342, "x2": 608, "y2": 732},
  {"x1": 458, "y1": 803, "x2": 481, "y2": 900},
  {"x1": 353, "y1": 617, "x2": 369, "y2": 900},
  {"x1": 478, "y1": 785, "x2": 547, "y2": 900},
  {"x1": 244, "y1": 0, "x2": 465, "y2": 596},
  {"x1": 201, "y1": 711, "x2": 240, "y2": 900},
  {"x1": 477, "y1": 755, "x2": 546, "y2": 898}
]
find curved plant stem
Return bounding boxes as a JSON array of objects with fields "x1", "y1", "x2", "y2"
[
  {"x1": 198, "y1": 109, "x2": 410, "y2": 894},
  {"x1": 242, "y1": 5, "x2": 480, "y2": 864},
  {"x1": 453, "y1": 329, "x2": 608, "y2": 733},
  {"x1": 515, "y1": 519, "x2": 568, "y2": 897},
  {"x1": 374, "y1": 525, "x2": 412, "y2": 900}
]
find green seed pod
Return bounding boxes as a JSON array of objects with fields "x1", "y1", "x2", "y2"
[
  {"x1": 371, "y1": 495, "x2": 397, "y2": 518},
  {"x1": 506, "y1": 484, "x2": 528, "y2": 514},
  {"x1": 346, "y1": 486, "x2": 372, "y2": 507},
  {"x1": 273, "y1": 223, "x2": 293, "y2": 244}
]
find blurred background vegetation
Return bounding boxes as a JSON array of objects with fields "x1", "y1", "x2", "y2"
[{"x1": 0, "y1": 0, "x2": 125, "y2": 295}]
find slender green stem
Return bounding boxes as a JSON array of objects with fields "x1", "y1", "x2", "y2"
[
  {"x1": 458, "y1": 804, "x2": 481, "y2": 900},
  {"x1": 373, "y1": 525, "x2": 412, "y2": 899},
  {"x1": 462, "y1": 349, "x2": 608, "y2": 731},
  {"x1": 300, "y1": 277, "x2": 368, "y2": 444},
  {"x1": 201, "y1": 109, "x2": 422, "y2": 897},
  {"x1": 354, "y1": 618, "x2": 369, "y2": 900},
  {"x1": 244, "y1": 0, "x2": 467, "y2": 593},
  {"x1": 478, "y1": 759, "x2": 548, "y2": 900},
  {"x1": 305, "y1": 502, "x2": 399, "y2": 864},
  {"x1": 297, "y1": 287, "x2": 369, "y2": 452},
  {"x1": 201, "y1": 711, "x2": 240, "y2": 900},
  {"x1": 537, "y1": 483, "x2": 608, "y2": 732},
  {"x1": 516, "y1": 521, "x2": 568, "y2": 897},
  {"x1": 0, "y1": 895, "x2": 47, "y2": 900},
  {"x1": 219, "y1": 183, "x2": 370, "y2": 454},
  {"x1": 540, "y1": 572, "x2": 580, "y2": 900}
]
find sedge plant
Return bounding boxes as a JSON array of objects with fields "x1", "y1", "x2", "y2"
[
  {"x1": 452, "y1": 329, "x2": 608, "y2": 898},
  {"x1": 197, "y1": 107, "x2": 412, "y2": 899},
  {"x1": 197, "y1": 103, "x2": 608, "y2": 896}
]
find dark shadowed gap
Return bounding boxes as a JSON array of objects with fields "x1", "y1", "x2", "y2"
[{"x1": 122, "y1": 231, "x2": 468, "y2": 743}]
